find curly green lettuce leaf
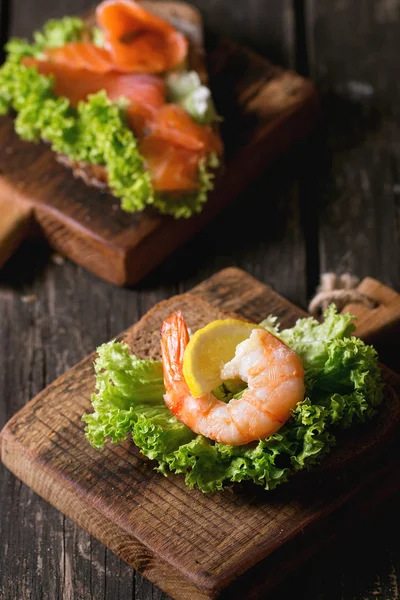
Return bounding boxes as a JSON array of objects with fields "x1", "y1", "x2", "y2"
[
  {"x1": 261, "y1": 305, "x2": 382, "y2": 413},
  {"x1": 93, "y1": 341, "x2": 165, "y2": 409},
  {"x1": 4, "y1": 38, "x2": 40, "y2": 62},
  {"x1": 212, "y1": 378, "x2": 247, "y2": 402},
  {"x1": 33, "y1": 17, "x2": 85, "y2": 50},
  {"x1": 83, "y1": 306, "x2": 383, "y2": 493},
  {"x1": 5, "y1": 17, "x2": 99, "y2": 62},
  {"x1": 83, "y1": 341, "x2": 193, "y2": 450},
  {"x1": 76, "y1": 92, "x2": 155, "y2": 211},
  {"x1": 5, "y1": 17, "x2": 86, "y2": 63},
  {"x1": 260, "y1": 304, "x2": 356, "y2": 369}
]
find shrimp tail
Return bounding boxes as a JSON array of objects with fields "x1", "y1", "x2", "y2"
[{"x1": 160, "y1": 311, "x2": 190, "y2": 389}]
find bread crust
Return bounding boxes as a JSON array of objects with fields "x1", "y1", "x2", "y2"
[{"x1": 126, "y1": 293, "x2": 246, "y2": 359}]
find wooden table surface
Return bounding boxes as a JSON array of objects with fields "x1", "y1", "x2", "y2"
[{"x1": 0, "y1": 0, "x2": 399, "y2": 599}]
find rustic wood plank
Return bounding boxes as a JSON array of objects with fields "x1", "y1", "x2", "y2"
[
  {"x1": 193, "y1": 0, "x2": 295, "y2": 67},
  {"x1": 307, "y1": 0, "x2": 400, "y2": 292},
  {"x1": 177, "y1": 147, "x2": 309, "y2": 307},
  {"x1": 1, "y1": 267, "x2": 399, "y2": 600},
  {"x1": 298, "y1": 2, "x2": 400, "y2": 598},
  {"x1": 1, "y1": 1, "x2": 398, "y2": 600},
  {"x1": 347, "y1": 277, "x2": 400, "y2": 373}
]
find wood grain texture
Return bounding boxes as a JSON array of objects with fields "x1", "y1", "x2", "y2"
[
  {"x1": 307, "y1": 0, "x2": 400, "y2": 292},
  {"x1": 0, "y1": 1, "x2": 318, "y2": 285},
  {"x1": 347, "y1": 277, "x2": 400, "y2": 373},
  {"x1": 293, "y1": 2, "x2": 400, "y2": 594},
  {"x1": 2, "y1": 0, "x2": 400, "y2": 598},
  {"x1": 0, "y1": 237, "x2": 174, "y2": 600},
  {"x1": 1, "y1": 267, "x2": 399, "y2": 600},
  {"x1": 0, "y1": 196, "x2": 33, "y2": 268}
]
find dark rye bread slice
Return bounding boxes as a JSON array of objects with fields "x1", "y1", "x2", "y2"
[
  {"x1": 127, "y1": 293, "x2": 245, "y2": 359},
  {"x1": 126, "y1": 294, "x2": 400, "y2": 476},
  {"x1": 58, "y1": 1, "x2": 213, "y2": 192}
]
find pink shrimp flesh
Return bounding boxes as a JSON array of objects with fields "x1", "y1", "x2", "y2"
[{"x1": 160, "y1": 311, "x2": 305, "y2": 446}]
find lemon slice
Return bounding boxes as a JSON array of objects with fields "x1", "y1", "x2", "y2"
[{"x1": 183, "y1": 319, "x2": 258, "y2": 397}]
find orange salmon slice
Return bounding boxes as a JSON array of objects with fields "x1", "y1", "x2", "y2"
[
  {"x1": 149, "y1": 105, "x2": 223, "y2": 153},
  {"x1": 44, "y1": 43, "x2": 115, "y2": 74},
  {"x1": 140, "y1": 136, "x2": 201, "y2": 191},
  {"x1": 23, "y1": 57, "x2": 166, "y2": 132},
  {"x1": 96, "y1": 0, "x2": 188, "y2": 73}
]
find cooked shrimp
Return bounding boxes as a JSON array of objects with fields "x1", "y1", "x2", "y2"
[{"x1": 160, "y1": 311, "x2": 305, "y2": 446}]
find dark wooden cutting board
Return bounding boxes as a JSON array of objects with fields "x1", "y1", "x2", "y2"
[
  {"x1": 0, "y1": 13, "x2": 318, "y2": 285},
  {"x1": 1, "y1": 267, "x2": 400, "y2": 600}
]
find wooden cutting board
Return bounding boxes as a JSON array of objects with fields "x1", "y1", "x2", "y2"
[
  {"x1": 1, "y1": 267, "x2": 399, "y2": 600},
  {"x1": 0, "y1": 11, "x2": 318, "y2": 286}
]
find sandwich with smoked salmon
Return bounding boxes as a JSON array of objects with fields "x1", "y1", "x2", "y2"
[{"x1": 0, "y1": 0, "x2": 223, "y2": 218}]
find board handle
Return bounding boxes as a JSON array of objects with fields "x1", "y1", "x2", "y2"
[
  {"x1": 343, "y1": 277, "x2": 400, "y2": 375},
  {"x1": 0, "y1": 197, "x2": 33, "y2": 269}
]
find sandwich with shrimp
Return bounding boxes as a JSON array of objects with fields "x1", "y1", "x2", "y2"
[
  {"x1": 0, "y1": 0, "x2": 222, "y2": 218},
  {"x1": 83, "y1": 294, "x2": 385, "y2": 493}
]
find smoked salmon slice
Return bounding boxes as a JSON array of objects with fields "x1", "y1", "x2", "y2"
[
  {"x1": 148, "y1": 104, "x2": 223, "y2": 154},
  {"x1": 140, "y1": 137, "x2": 201, "y2": 191},
  {"x1": 41, "y1": 1, "x2": 188, "y2": 75},
  {"x1": 96, "y1": 0, "x2": 188, "y2": 73},
  {"x1": 44, "y1": 43, "x2": 115, "y2": 74},
  {"x1": 23, "y1": 57, "x2": 166, "y2": 133}
]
